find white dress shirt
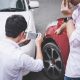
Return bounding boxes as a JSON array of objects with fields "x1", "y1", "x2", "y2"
[
  {"x1": 0, "y1": 38, "x2": 44, "y2": 80},
  {"x1": 65, "y1": 3, "x2": 80, "y2": 78}
]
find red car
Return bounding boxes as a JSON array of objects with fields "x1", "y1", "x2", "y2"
[{"x1": 42, "y1": 18, "x2": 70, "y2": 80}]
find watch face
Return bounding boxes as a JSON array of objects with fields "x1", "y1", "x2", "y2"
[{"x1": 67, "y1": 17, "x2": 72, "y2": 20}]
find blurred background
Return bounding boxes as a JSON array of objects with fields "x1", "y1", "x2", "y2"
[{"x1": 33, "y1": 0, "x2": 63, "y2": 35}]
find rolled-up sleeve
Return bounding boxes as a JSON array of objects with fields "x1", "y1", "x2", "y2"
[{"x1": 19, "y1": 54, "x2": 44, "y2": 72}]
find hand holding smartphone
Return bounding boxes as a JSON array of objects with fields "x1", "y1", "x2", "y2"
[{"x1": 35, "y1": 33, "x2": 43, "y2": 47}]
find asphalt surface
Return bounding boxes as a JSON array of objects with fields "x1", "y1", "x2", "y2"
[{"x1": 23, "y1": 0, "x2": 64, "y2": 80}]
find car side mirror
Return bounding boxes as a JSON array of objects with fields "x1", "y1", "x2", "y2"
[{"x1": 29, "y1": 1, "x2": 39, "y2": 9}]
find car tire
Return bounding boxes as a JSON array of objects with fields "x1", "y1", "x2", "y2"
[{"x1": 42, "y1": 42, "x2": 64, "y2": 80}]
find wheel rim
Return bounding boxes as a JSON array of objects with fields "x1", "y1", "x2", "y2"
[{"x1": 43, "y1": 43, "x2": 63, "y2": 79}]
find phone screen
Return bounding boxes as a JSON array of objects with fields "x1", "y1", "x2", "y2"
[{"x1": 27, "y1": 32, "x2": 38, "y2": 39}]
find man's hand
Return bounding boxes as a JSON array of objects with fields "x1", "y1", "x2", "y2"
[
  {"x1": 61, "y1": 0, "x2": 73, "y2": 16},
  {"x1": 55, "y1": 22, "x2": 67, "y2": 35},
  {"x1": 55, "y1": 28, "x2": 62, "y2": 35},
  {"x1": 35, "y1": 33, "x2": 43, "y2": 47}
]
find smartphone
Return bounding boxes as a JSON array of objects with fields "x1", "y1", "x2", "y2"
[{"x1": 27, "y1": 32, "x2": 38, "y2": 39}]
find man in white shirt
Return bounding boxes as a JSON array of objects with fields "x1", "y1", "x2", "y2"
[
  {"x1": 56, "y1": 0, "x2": 80, "y2": 80},
  {"x1": 0, "y1": 15, "x2": 44, "y2": 80}
]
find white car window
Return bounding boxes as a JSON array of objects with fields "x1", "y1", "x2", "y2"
[{"x1": 0, "y1": 0, "x2": 25, "y2": 11}]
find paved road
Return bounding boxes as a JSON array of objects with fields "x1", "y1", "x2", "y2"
[{"x1": 23, "y1": 0, "x2": 63, "y2": 80}]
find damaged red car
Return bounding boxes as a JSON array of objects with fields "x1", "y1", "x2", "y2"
[{"x1": 42, "y1": 18, "x2": 70, "y2": 80}]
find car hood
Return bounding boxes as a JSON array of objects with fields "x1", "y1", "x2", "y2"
[{"x1": 0, "y1": 11, "x2": 31, "y2": 39}]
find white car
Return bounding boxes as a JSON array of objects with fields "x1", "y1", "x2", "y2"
[{"x1": 0, "y1": 0, "x2": 39, "y2": 57}]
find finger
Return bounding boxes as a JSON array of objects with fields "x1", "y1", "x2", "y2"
[
  {"x1": 38, "y1": 33, "x2": 43, "y2": 41},
  {"x1": 38, "y1": 33, "x2": 42, "y2": 38},
  {"x1": 61, "y1": 0, "x2": 64, "y2": 7},
  {"x1": 66, "y1": 0, "x2": 69, "y2": 7},
  {"x1": 62, "y1": 0, "x2": 64, "y2": 5},
  {"x1": 69, "y1": 3, "x2": 73, "y2": 9},
  {"x1": 54, "y1": 31, "x2": 57, "y2": 34},
  {"x1": 62, "y1": 0, "x2": 68, "y2": 7}
]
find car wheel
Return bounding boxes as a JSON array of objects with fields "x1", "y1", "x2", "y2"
[{"x1": 42, "y1": 42, "x2": 64, "y2": 80}]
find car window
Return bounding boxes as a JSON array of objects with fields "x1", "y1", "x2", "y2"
[
  {"x1": 0, "y1": 0, "x2": 26, "y2": 11},
  {"x1": 26, "y1": 0, "x2": 29, "y2": 3}
]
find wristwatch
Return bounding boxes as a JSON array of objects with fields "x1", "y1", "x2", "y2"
[{"x1": 67, "y1": 17, "x2": 72, "y2": 21}]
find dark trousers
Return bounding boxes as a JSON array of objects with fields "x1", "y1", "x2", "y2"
[{"x1": 64, "y1": 76, "x2": 80, "y2": 80}]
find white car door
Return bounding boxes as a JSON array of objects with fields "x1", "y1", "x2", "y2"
[{"x1": 0, "y1": 0, "x2": 39, "y2": 57}]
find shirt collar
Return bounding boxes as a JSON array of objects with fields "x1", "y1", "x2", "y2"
[
  {"x1": 77, "y1": 3, "x2": 80, "y2": 7},
  {"x1": 3, "y1": 37, "x2": 20, "y2": 48}
]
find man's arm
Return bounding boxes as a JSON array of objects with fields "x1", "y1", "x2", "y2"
[
  {"x1": 55, "y1": 17, "x2": 73, "y2": 35},
  {"x1": 19, "y1": 33, "x2": 43, "y2": 75},
  {"x1": 35, "y1": 33, "x2": 43, "y2": 60},
  {"x1": 55, "y1": 22, "x2": 67, "y2": 34},
  {"x1": 66, "y1": 19, "x2": 75, "y2": 38}
]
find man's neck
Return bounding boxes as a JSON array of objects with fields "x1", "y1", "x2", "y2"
[{"x1": 6, "y1": 36, "x2": 18, "y2": 43}]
